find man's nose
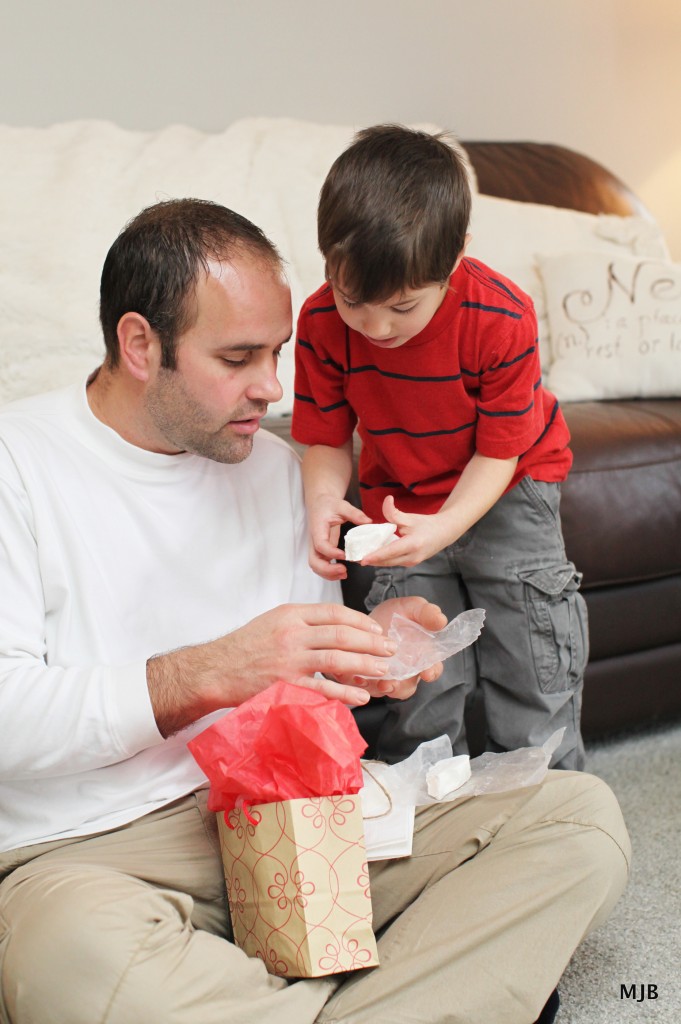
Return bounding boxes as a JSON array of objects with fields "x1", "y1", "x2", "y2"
[{"x1": 248, "y1": 366, "x2": 283, "y2": 404}]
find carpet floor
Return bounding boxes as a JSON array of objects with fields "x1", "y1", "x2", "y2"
[{"x1": 556, "y1": 720, "x2": 681, "y2": 1022}]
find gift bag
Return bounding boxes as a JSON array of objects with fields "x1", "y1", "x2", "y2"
[
  {"x1": 219, "y1": 794, "x2": 378, "y2": 977},
  {"x1": 188, "y1": 682, "x2": 379, "y2": 978}
]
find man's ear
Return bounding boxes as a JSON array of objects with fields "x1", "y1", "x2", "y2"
[
  {"x1": 117, "y1": 313, "x2": 159, "y2": 382},
  {"x1": 451, "y1": 233, "x2": 472, "y2": 275}
]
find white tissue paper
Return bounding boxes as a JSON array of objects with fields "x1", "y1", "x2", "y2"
[
  {"x1": 344, "y1": 523, "x2": 397, "y2": 561},
  {"x1": 360, "y1": 608, "x2": 486, "y2": 681},
  {"x1": 426, "y1": 754, "x2": 471, "y2": 799},
  {"x1": 360, "y1": 729, "x2": 565, "y2": 859},
  {"x1": 361, "y1": 737, "x2": 452, "y2": 859}
]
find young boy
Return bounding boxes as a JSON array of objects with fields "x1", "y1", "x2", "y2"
[{"x1": 291, "y1": 124, "x2": 587, "y2": 769}]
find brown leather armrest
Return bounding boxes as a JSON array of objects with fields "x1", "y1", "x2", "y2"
[{"x1": 462, "y1": 141, "x2": 650, "y2": 218}]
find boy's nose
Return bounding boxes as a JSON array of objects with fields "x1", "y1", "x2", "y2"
[{"x1": 362, "y1": 313, "x2": 394, "y2": 340}]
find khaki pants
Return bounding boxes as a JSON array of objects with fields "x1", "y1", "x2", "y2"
[{"x1": 0, "y1": 771, "x2": 630, "y2": 1024}]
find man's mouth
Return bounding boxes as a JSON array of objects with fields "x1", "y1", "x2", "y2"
[{"x1": 229, "y1": 410, "x2": 267, "y2": 434}]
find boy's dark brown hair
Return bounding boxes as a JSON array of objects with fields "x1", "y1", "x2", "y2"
[
  {"x1": 318, "y1": 124, "x2": 471, "y2": 303},
  {"x1": 99, "y1": 198, "x2": 282, "y2": 370}
]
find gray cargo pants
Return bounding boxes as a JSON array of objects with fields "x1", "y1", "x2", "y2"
[{"x1": 364, "y1": 477, "x2": 588, "y2": 769}]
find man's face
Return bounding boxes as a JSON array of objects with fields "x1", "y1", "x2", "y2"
[{"x1": 145, "y1": 255, "x2": 291, "y2": 463}]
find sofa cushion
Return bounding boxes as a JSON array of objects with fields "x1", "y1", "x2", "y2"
[
  {"x1": 466, "y1": 197, "x2": 669, "y2": 370},
  {"x1": 584, "y1": 576, "x2": 681, "y2": 660},
  {"x1": 560, "y1": 399, "x2": 681, "y2": 587},
  {"x1": 541, "y1": 252, "x2": 681, "y2": 400}
]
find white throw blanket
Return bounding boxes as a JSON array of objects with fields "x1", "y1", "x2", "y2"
[{"x1": 0, "y1": 117, "x2": 468, "y2": 410}]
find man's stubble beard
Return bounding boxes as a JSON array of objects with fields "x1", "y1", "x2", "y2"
[{"x1": 145, "y1": 368, "x2": 266, "y2": 465}]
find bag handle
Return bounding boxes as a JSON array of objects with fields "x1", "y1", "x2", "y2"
[{"x1": 361, "y1": 761, "x2": 394, "y2": 820}]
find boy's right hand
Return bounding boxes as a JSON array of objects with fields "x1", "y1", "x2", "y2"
[{"x1": 308, "y1": 494, "x2": 372, "y2": 580}]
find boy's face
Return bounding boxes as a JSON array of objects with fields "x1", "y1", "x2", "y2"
[{"x1": 331, "y1": 279, "x2": 450, "y2": 349}]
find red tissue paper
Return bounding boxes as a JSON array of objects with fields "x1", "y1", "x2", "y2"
[{"x1": 187, "y1": 681, "x2": 367, "y2": 813}]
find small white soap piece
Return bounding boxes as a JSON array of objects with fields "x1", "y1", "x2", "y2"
[
  {"x1": 344, "y1": 523, "x2": 398, "y2": 561},
  {"x1": 426, "y1": 755, "x2": 472, "y2": 800}
]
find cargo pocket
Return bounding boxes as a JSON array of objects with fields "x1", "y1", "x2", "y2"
[
  {"x1": 364, "y1": 568, "x2": 400, "y2": 613},
  {"x1": 517, "y1": 562, "x2": 589, "y2": 694}
]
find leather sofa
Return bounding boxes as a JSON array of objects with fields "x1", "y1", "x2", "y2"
[
  {"x1": 460, "y1": 143, "x2": 681, "y2": 742},
  {"x1": 269, "y1": 141, "x2": 681, "y2": 751}
]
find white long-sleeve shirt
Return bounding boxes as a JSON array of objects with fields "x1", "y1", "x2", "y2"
[{"x1": 0, "y1": 381, "x2": 337, "y2": 852}]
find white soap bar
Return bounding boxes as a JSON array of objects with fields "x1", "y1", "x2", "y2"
[
  {"x1": 426, "y1": 755, "x2": 472, "y2": 800},
  {"x1": 344, "y1": 523, "x2": 397, "y2": 561}
]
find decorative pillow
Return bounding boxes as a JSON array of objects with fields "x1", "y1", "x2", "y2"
[
  {"x1": 466, "y1": 195, "x2": 670, "y2": 372},
  {"x1": 540, "y1": 252, "x2": 681, "y2": 401}
]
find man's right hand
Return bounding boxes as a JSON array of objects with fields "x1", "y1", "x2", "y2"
[{"x1": 147, "y1": 602, "x2": 397, "y2": 736}]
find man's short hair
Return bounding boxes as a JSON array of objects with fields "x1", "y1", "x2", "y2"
[
  {"x1": 318, "y1": 124, "x2": 471, "y2": 303},
  {"x1": 99, "y1": 198, "x2": 283, "y2": 369}
]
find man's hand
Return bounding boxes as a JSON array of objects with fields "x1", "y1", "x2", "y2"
[
  {"x1": 307, "y1": 493, "x2": 372, "y2": 581},
  {"x1": 147, "y1": 602, "x2": 398, "y2": 736},
  {"x1": 337, "y1": 595, "x2": 447, "y2": 701}
]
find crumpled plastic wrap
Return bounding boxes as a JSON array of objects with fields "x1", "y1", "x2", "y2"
[
  {"x1": 360, "y1": 728, "x2": 565, "y2": 812},
  {"x1": 443, "y1": 728, "x2": 565, "y2": 800},
  {"x1": 360, "y1": 608, "x2": 486, "y2": 681}
]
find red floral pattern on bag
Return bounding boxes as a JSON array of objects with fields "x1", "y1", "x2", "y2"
[
  {"x1": 218, "y1": 794, "x2": 379, "y2": 977},
  {"x1": 267, "y1": 870, "x2": 315, "y2": 910}
]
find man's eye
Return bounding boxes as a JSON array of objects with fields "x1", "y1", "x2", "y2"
[{"x1": 222, "y1": 357, "x2": 247, "y2": 367}]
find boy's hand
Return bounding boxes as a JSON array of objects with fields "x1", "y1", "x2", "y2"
[
  {"x1": 360, "y1": 495, "x2": 459, "y2": 568},
  {"x1": 308, "y1": 494, "x2": 372, "y2": 581},
  {"x1": 338, "y1": 595, "x2": 447, "y2": 699}
]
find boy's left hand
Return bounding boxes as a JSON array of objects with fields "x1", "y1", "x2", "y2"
[{"x1": 361, "y1": 496, "x2": 458, "y2": 568}]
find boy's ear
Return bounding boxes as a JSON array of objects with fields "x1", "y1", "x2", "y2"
[
  {"x1": 451, "y1": 233, "x2": 472, "y2": 274},
  {"x1": 117, "y1": 312, "x2": 160, "y2": 382}
]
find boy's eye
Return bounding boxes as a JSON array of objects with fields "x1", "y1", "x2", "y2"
[{"x1": 340, "y1": 297, "x2": 417, "y2": 314}]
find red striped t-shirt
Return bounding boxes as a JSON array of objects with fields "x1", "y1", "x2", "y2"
[{"x1": 292, "y1": 258, "x2": 572, "y2": 521}]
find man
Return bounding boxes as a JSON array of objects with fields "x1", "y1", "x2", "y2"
[{"x1": 0, "y1": 199, "x2": 629, "y2": 1024}]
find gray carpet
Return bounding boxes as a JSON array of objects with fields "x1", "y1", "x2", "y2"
[{"x1": 556, "y1": 720, "x2": 681, "y2": 1022}]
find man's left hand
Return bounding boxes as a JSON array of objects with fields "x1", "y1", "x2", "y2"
[{"x1": 346, "y1": 595, "x2": 447, "y2": 700}]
